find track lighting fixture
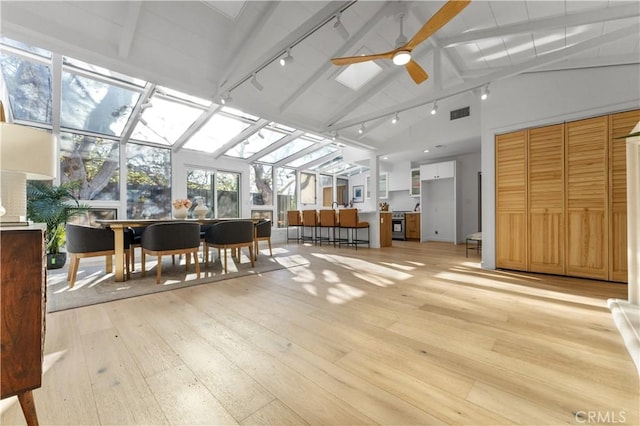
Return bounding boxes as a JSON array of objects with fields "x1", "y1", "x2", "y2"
[
  {"x1": 220, "y1": 92, "x2": 232, "y2": 105},
  {"x1": 257, "y1": 130, "x2": 265, "y2": 139},
  {"x1": 430, "y1": 101, "x2": 438, "y2": 115},
  {"x1": 250, "y1": 73, "x2": 263, "y2": 91},
  {"x1": 391, "y1": 112, "x2": 399, "y2": 124},
  {"x1": 280, "y1": 48, "x2": 294, "y2": 66},
  {"x1": 331, "y1": 131, "x2": 338, "y2": 141},
  {"x1": 140, "y1": 101, "x2": 153, "y2": 110},
  {"x1": 358, "y1": 123, "x2": 365, "y2": 135},
  {"x1": 333, "y1": 12, "x2": 349, "y2": 40},
  {"x1": 481, "y1": 84, "x2": 490, "y2": 100},
  {"x1": 423, "y1": 148, "x2": 430, "y2": 153}
]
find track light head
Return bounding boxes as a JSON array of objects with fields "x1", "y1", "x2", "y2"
[
  {"x1": 391, "y1": 113, "x2": 399, "y2": 124},
  {"x1": 251, "y1": 73, "x2": 263, "y2": 91},
  {"x1": 358, "y1": 123, "x2": 365, "y2": 135},
  {"x1": 334, "y1": 12, "x2": 349, "y2": 40},
  {"x1": 220, "y1": 92, "x2": 232, "y2": 105},
  {"x1": 140, "y1": 101, "x2": 153, "y2": 110},
  {"x1": 481, "y1": 84, "x2": 490, "y2": 100},
  {"x1": 257, "y1": 130, "x2": 265, "y2": 139},
  {"x1": 430, "y1": 101, "x2": 438, "y2": 115},
  {"x1": 280, "y1": 48, "x2": 294, "y2": 66}
]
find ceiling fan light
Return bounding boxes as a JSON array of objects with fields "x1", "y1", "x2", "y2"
[{"x1": 392, "y1": 51, "x2": 411, "y2": 66}]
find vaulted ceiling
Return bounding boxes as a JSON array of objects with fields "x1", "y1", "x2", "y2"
[{"x1": 2, "y1": 0, "x2": 639, "y2": 164}]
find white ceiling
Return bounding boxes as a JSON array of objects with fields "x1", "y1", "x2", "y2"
[{"x1": 2, "y1": 0, "x2": 639, "y2": 164}]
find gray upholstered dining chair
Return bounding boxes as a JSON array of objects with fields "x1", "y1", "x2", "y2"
[
  {"x1": 254, "y1": 219, "x2": 272, "y2": 261},
  {"x1": 140, "y1": 222, "x2": 201, "y2": 284},
  {"x1": 203, "y1": 220, "x2": 254, "y2": 273},
  {"x1": 65, "y1": 223, "x2": 131, "y2": 287}
]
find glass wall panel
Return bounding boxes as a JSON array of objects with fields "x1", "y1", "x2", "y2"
[
  {"x1": 0, "y1": 53, "x2": 52, "y2": 124},
  {"x1": 126, "y1": 143, "x2": 171, "y2": 219},
  {"x1": 61, "y1": 71, "x2": 141, "y2": 136},
  {"x1": 276, "y1": 167, "x2": 296, "y2": 228},
  {"x1": 250, "y1": 164, "x2": 272, "y2": 205},
  {"x1": 187, "y1": 168, "x2": 215, "y2": 217},
  {"x1": 300, "y1": 172, "x2": 316, "y2": 205},
  {"x1": 68, "y1": 208, "x2": 117, "y2": 226},
  {"x1": 337, "y1": 177, "x2": 349, "y2": 207},
  {"x1": 59, "y1": 132, "x2": 120, "y2": 200},
  {"x1": 216, "y1": 171, "x2": 240, "y2": 218}
]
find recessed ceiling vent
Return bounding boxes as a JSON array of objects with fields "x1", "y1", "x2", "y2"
[{"x1": 450, "y1": 106, "x2": 470, "y2": 120}]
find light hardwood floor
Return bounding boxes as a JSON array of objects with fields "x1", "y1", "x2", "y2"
[{"x1": 2, "y1": 241, "x2": 638, "y2": 425}]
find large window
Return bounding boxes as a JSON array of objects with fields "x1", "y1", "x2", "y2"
[
  {"x1": 276, "y1": 167, "x2": 296, "y2": 227},
  {"x1": 126, "y1": 143, "x2": 171, "y2": 219},
  {"x1": 216, "y1": 171, "x2": 240, "y2": 218},
  {"x1": 250, "y1": 164, "x2": 272, "y2": 205},
  {"x1": 300, "y1": 172, "x2": 316, "y2": 205},
  {"x1": 187, "y1": 168, "x2": 215, "y2": 218},
  {"x1": 59, "y1": 132, "x2": 120, "y2": 201}
]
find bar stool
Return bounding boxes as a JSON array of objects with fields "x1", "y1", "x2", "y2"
[
  {"x1": 338, "y1": 208, "x2": 369, "y2": 250},
  {"x1": 301, "y1": 209, "x2": 319, "y2": 244},
  {"x1": 318, "y1": 209, "x2": 339, "y2": 247},
  {"x1": 286, "y1": 210, "x2": 303, "y2": 243}
]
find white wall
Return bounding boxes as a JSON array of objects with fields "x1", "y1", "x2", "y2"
[{"x1": 481, "y1": 64, "x2": 640, "y2": 269}]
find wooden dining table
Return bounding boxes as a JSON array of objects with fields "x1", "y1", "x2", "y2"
[{"x1": 96, "y1": 218, "x2": 255, "y2": 282}]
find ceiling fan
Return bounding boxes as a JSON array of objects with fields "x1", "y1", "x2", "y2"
[{"x1": 330, "y1": 0, "x2": 471, "y2": 84}]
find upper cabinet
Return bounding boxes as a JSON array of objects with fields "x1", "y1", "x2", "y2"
[
  {"x1": 410, "y1": 169, "x2": 420, "y2": 197},
  {"x1": 420, "y1": 160, "x2": 455, "y2": 180},
  {"x1": 366, "y1": 172, "x2": 388, "y2": 199}
]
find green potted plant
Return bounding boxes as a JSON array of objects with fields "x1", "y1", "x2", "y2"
[{"x1": 26, "y1": 181, "x2": 90, "y2": 269}]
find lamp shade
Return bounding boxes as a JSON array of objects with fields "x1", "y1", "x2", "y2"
[
  {"x1": 1, "y1": 123, "x2": 57, "y2": 179},
  {"x1": 0, "y1": 122, "x2": 57, "y2": 223}
]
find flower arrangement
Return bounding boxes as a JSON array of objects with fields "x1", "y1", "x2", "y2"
[{"x1": 172, "y1": 198, "x2": 192, "y2": 209}]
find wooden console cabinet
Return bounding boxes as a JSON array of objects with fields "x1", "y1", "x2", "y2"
[
  {"x1": 405, "y1": 213, "x2": 421, "y2": 240},
  {"x1": 1, "y1": 224, "x2": 46, "y2": 425}
]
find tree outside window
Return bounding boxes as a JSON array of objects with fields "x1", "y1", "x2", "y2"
[
  {"x1": 250, "y1": 164, "x2": 272, "y2": 205},
  {"x1": 126, "y1": 143, "x2": 171, "y2": 219}
]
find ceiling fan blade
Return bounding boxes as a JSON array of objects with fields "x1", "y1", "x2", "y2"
[
  {"x1": 405, "y1": 0, "x2": 471, "y2": 50},
  {"x1": 406, "y1": 60, "x2": 429, "y2": 84},
  {"x1": 331, "y1": 50, "x2": 396, "y2": 66}
]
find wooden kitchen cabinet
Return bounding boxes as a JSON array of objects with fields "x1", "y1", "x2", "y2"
[
  {"x1": 405, "y1": 213, "x2": 421, "y2": 240},
  {"x1": 1, "y1": 224, "x2": 46, "y2": 425}
]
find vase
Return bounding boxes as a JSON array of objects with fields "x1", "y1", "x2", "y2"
[
  {"x1": 172, "y1": 206, "x2": 188, "y2": 219},
  {"x1": 194, "y1": 200, "x2": 209, "y2": 219}
]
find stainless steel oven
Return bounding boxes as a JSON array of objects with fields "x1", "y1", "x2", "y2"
[{"x1": 391, "y1": 211, "x2": 406, "y2": 240}]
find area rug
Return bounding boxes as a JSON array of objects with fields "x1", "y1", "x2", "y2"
[{"x1": 47, "y1": 249, "x2": 310, "y2": 312}]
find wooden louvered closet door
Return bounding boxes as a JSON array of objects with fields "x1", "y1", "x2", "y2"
[
  {"x1": 496, "y1": 130, "x2": 527, "y2": 270},
  {"x1": 528, "y1": 124, "x2": 564, "y2": 275},
  {"x1": 565, "y1": 116, "x2": 608, "y2": 280},
  {"x1": 609, "y1": 110, "x2": 640, "y2": 282}
]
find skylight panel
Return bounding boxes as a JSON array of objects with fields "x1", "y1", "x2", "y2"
[
  {"x1": 303, "y1": 133, "x2": 326, "y2": 141},
  {"x1": 157, "y1": 86, "x2": 211, "y2": 107},
  {"x1": 63, "y1": 56, "x2": 146, "y2": 87},
  {"x1": 271, "y1": 122, "x2": 296, "y2": 133},
  {"x1": 130, "y1": 96, "x2": 204, "y2": 145},
  {"x1": 0, "y1": 52, "x2": 52, "y2": 124},
  {"x1": 286, "y1": 145, "x2": 338, "y2": 168},
  {"x1": 183, "y1": 113, "x2": 250, "y2": 153},
  {"x1": 1, "y1": 37, "x2": 51, "y2": 58},
  {"x1": 258, "y1": 138, "x2": 315, "y2": 163},
  {"x1": 311, "y1": 156, "x2": 343, "y2": 171},
  {"x1": 224, "y1": 127, "x2": 286, "y2": 159},
  {"x1": 221, "y1": 106, "x2": 259, "y2": 121},
  {"x1": 61, "y1": 71, "x2": 140, "y2": 136},
  {"x1": 335, "y1": 60, "x2": 383, "y2": 91}
]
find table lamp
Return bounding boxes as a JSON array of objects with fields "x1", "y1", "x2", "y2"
[{"x1": 0, "y1": 119, "x2": 57, "y2": 225}]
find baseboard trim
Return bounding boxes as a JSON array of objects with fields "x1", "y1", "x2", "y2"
[{"x1": 608, "y1": 299, "x2": 640, "y2": 377}]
